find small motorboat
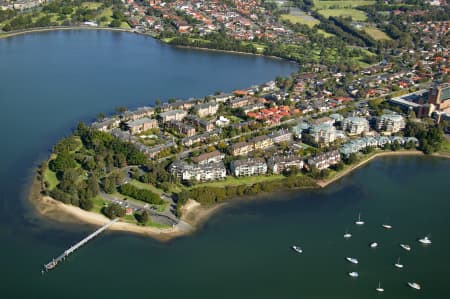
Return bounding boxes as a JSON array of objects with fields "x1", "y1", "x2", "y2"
[
  {"x1": 394, "y1": 257, "x2": 404, "y2": 269},
  {"x1": 370, "y1": 242, "x2": 378, "y2": 248},
  {"x1": 376, "y1": 281, "x2": 384, "y2": 292},
  {"x1": 407, "y1": 282, "x2": 421, "y2": 290},
  {"x1": 355, "y1": 213, "x2": 364, "y2": 225},
  {"x1": 418, "y1": 236, "x2": 432, "y2": 245},
  {"x1": 292, "y1": 245, "x2": 303, "y2": 254},
  {"x1": 382, "y1": 224, "x2": 392, "y2": 229},
  {"x1": 348, "y1": 271, "x2": 359, "y2": 278},
  {"x1": 346, "y1": 257, "x2": 359, "y2": 264},
  {"x1": 400, "y1": 244, "x2": 411, "y2": 251}
]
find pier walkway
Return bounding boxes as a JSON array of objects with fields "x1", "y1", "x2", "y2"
[{"x1": 44, "y1": 218, "x2": 119, "y2": 271}]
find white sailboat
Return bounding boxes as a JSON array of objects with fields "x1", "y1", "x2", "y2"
[
  {"x1": 355, "y1": 213, "x2": 364, "y2": 225},
  {"x1": 348, "y1": 271, "x2": 359, "y2": 278},
  {"x1": 394, "y1": 257, "x2": 404, "y2": 269},
  {"x1": 376, "y1": 281, "x2": 384, "y2": 292}
]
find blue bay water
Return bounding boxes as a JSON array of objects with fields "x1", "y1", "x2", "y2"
[{"x1": 0, "y1": 30, "x2": 449, "y2": 298}]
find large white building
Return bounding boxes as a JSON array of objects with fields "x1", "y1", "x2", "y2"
[
  {"x1": 309, "y1": 123, "x2": 337, "y2": 144},
  {"x1": 267, "y1": 155, "x2": 304, "y2": 174},
  {"x1": 169, "y1": 161, "x2": 226, "y2": 181},
  {"x1": 376, "y1": 113, "x2": 405, "y2": 133},
  {"x1": 230, "y1": 158, "x2": 267, "y2": 177},
  {"x1": 342, "y1": 117, "x2": 369, "y2": 135}
]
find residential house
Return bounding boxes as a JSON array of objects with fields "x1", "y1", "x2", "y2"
[
  {"x1": 308, "y1": 123, "x2": 337, "y2": 144},
  {"x1": 159, "y1": 110, "x2": 187, "y2": 122},
  {"x1": 342, "y1": 117, "x2": 370, "y2": 135},
  {"x1": 169, "y1": 161, "x2": 226, "y2": 181},
  {"x1": 126, "y1": 117, "x2": 159, "y2": 135},
  {"x1": 230, "y1": 141, "x2": 251, "y2": 156},
  {"x1": 267, "y1": 155, "x2": 304, "y2": 174},
  {"x1": 376, "y1": 114, "x2": 405, "y2": 133},
  {"x1": 250, "y1": 135, "x2": 273, "y2": 150},
  {"x1": 195, "y1": 102, "x2": 219, "y2": 117},
  {"x1": 192, "y1": 150, "x2": 225, "y2": 165},
  {"x1": 268, "y1": 128, "x2": 293, "y2": 144},
  {"x1": 166, "y1": 120, "x2": 196, "y2": 137},
  {"x1": 230, "y1": 158, "x2": 267, "y2": 176},
  {"x1": 308, "y1": 150, "x2": 341, "y2": 170}
]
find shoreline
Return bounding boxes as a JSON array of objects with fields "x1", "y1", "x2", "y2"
[
  {"x1": 316, "y1": 150, "x2": 426, "y2": 188},
  {"x1": 29, "y1": 150, "x2": 450, "y2": 241},
  {"x1": 0, "y1": 26, "x2": 293, "y2": 64}
]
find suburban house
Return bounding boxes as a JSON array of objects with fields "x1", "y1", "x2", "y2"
[
  {"x1": 91, "y1": 118, "x2": 120, "y2": 132},
  {"x1": 191, "y1": 150, "x2": 225, "y2": 165},
  {"x1": 169, "y1": 161, "x2": 226, "y2": 181},
  {"x1": 230, "y1": 158, "x2": 267, "y2": 176},
  {"x1": 159, "y1": 110, "x2": 188, "y2": 122},
  {"x1": 126, "y1": 117, "x2": 158, "y2": 135},
  {"x1": 229, "y1": 97, "x2": 252, "y2": 109},
  {"x1": 308, "y1": 150, "x2": 341, "y2": 170},
  {"x1": 194, "y1": 102, "x2": 219, "y2": 117},
  {"x1": 267, "y1": 155, "x2": 304, "y2": 174}
]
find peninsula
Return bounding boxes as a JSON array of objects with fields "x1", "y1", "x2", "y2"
[{"x1": 10, "y1": 0, "x2": 447, "y2": 240}]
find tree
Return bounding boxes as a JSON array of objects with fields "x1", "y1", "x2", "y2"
[
  {"x1": 135, "y1": 210, "x2": 149, "y2": 224},
  {"x1": 103, "y1": 203, "x2": 125, "y2": 219},
  {"x1": 79, "y1": 198, "x2": 93, "y2": 211},
  {"x1": 96, "y1": 113, "x2": 106, "y2": 121}
]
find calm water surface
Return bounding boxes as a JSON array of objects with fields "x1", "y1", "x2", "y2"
[{"x1": 1, "y1": 31, "x2": 449, "y2": 298}]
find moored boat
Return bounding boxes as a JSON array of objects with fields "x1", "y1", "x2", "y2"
[
  {"x1": 344, "y1": 229, "x2": 352, "y2": 239},
  {"x1": 346, "y1": 257, "x2": 359, "y2": 264},
  {"x1": 394, "y1": 257, "x2": 404, "y2": 269},
  {"x1": 292, "y1": 245, "x2": 303, "y2": 254},
  {"x1": 382, "y1": 224, "x2": 392, "y2": 229},
  {"x1": 376, "y1": 281, "x2": 384, "y2": 292},
  {"x1": 408, "y1": 282, "x2": 421, "y2": 290},
  {"x1": 348, "y1": 271, "x2": 359, "y2": 278},
  {"x1": 355, "y1": 213, "x2": 364, "y2": 225},
  {"x1": 370, "y1": 242, "x2": 378, "y2": 248},
  {"x1": 418, "y1": 236, "x2": 432, "y2": 245},
  {"x1": 400, "y1": 244, "x2": 411, "y2": 251}
]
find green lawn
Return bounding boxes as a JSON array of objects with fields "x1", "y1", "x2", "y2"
[
  {"x1": 313, "y1": 0, "x2": 375, "y2": 9},
  {"x1": 280, "y1": 14, "x2": 320, "y2": 28},
  {"x1": 440, "y1": 140, "x2": 450, "y2": 155},
  {"x1": 129, "y1": 179, "x2": 164, "y2": 195},
  {"x1": 364, "y1": 27, "x2": 390, "y2": 40},
  {"x1": 317, "y1": 29, "x2": 334, "y2": 38},
  {"x1": 82, "y1": 2, "x2": 103, "y2": 9},
  {"x1": 43, "y1": 168, "x2": 59, "y2": 190},
  {"x1": 193, "y1": 174, "x2": 285, "y2": 188},
  {"x1": 317, "y1": 9, "x2": 368, "y2": 21}
]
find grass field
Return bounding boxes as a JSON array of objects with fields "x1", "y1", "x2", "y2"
[
  {"x1": 313, "y1": 0, "x2": 375, "y2": 9},
  {"x1": 129, "y1": 180, "x2": 164, "y2": 195},
  {"x1": 317, "y1": 8, "x2": 367, "y2": 21},
  {"x1": 193, "y1": 174, "x2": 285, "y2": 188},
  {"x1": 43, "y1": 169, "x2": 59, "y2": 190},
  {"x1": 280, "y1": 14, "x2": 320, "y2": 27},
  {"x1": 364, "y1": 27, "x2": 390, "y2": 40}
]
